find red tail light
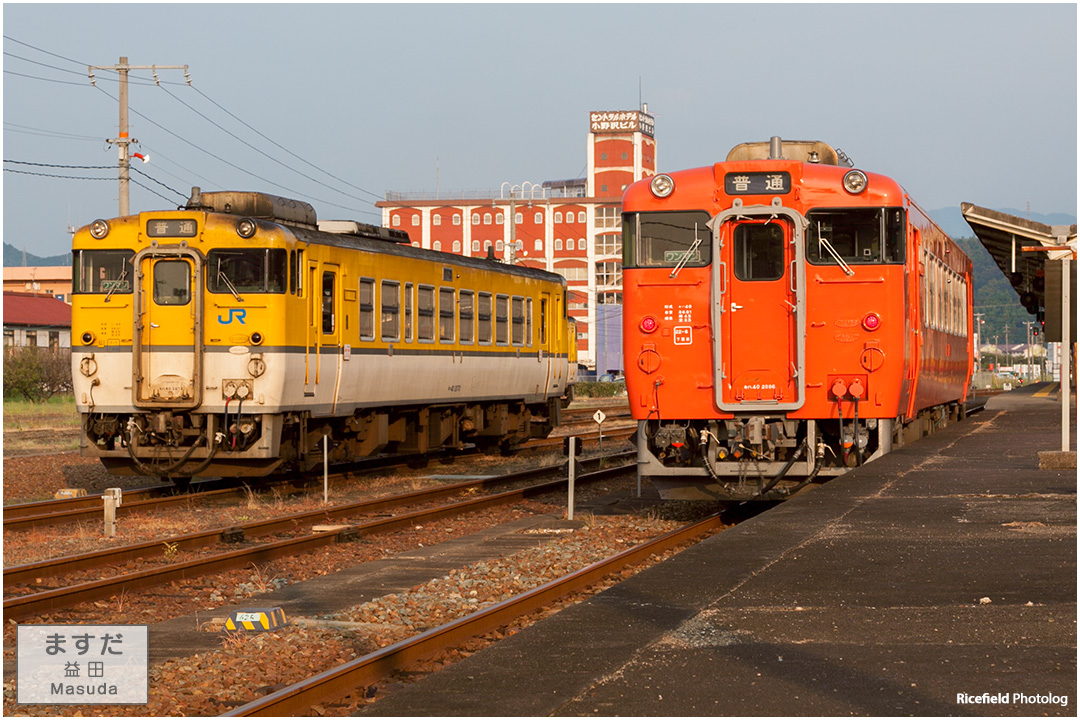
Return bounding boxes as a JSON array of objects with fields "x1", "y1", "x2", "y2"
[
  {"x1": 862, "y1": 312, "x2": 881, "y2": 332},
  {"x1": 640, "y1": 315, "x2": 658, "y2": 333}
]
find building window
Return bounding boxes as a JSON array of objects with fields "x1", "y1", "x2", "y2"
[
  {"x1": 484, "y1": 240, "x2": 492, "y2": 251},
  {"x1": 554, "y1": 211, "x2": 563, "y2": 223},
  {"x1": 472, "y1": 240, "x2": 480, "y2": 252},
  {"x1": 566, "y1": 239, "x2": 574, "y2": 251},
  {"x1": 596, "y1": 233, "x2": 622, "y2": 256},
  {"x1": 601, "y1": 185, "x2": 608, "y2": 193},
  {"x1": 392, "y1": 215, "x2": 401, "y2": 226},
  {"x1": 596, "y1": 261, "x2": 622, "y2": 287},
  {"x1": 412, "y1": 215, "x2": 420, "y2": 226},
  {"x1": 496, "y1": 213, "x2": 504, "y2": 225},
  {"x1": 496, "y1": 240, "x2": 504, "y2": 251},
  {"x1": 622, "y1": 152, "x2": 628, "y2": 160},
  {"x1": 453, "y1": 214, "x2": 461, "y2": 226},
  {"x1": 601, "y1": 153, "x2": 607, "y2": 160},
  {"x1": 515, "y1": 212, "x2": 523, "y2": 224},
  {"x1": 484, "y1": 213, "x2": 492, "y2": 225},
  {"x1": 595, "y1": 206, "x2": 621, "y2": 230},
  {"x1": 555, "y1": 238, "x2": 563, "y2": 251},
  {"x1": 26, "y1": 330, "x2": 37, "y2": 347},
  {"x1": 433, "y1": 215, "x2": 442, "y2": 226},
  {"x1": 555, "y1": 264, "x2": 588, "y2": 282},
  {"x1": 453, "y1": 241, "x2": 461, "y2": 253},
  {"x1": 578, "y1": 211, "x2": 586, "y2": 223},
  {"x1": 534, "y1": 212, "x2": 543, "y2": 224},
  {"x1": 534, "y1": 239, "x2": 543, "y2": 251},
  {"x1": 472, "y1": 213, "x2": 480, "y2": 225},
  {"x1": 433, "y1": 241, "x2": 441, "y2": 251}
]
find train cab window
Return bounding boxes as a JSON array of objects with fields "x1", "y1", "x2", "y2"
[
  {"x1": 321, "y1": 272, "x2": 335, "y2": 333},
  {"x1": 733, "y1": 223, "x2": 785, "y2": 281},
  {"x1": 289, "y1": 249, "x2": 305, "y2": 295},
  {"x1": 511, "y1": 297, "x2": 525, "y2": 345},
  {"x1": 381, "y1": 280, "x2": 400, "y2": 342},
  {"x1": 459, "y1": 290, "x2": 475, "y2": 344},
  {"x1": 404, "y1": 282, "x2": 413, "y2": 342},
  {"x1": 622, "y1": 211, "x2": 712, "y2": 268},
  {"x1": 153, "y1": 260, "x2": 191, "y2": 305},
  {"x1": 806, "y1": 208, "x2": 906, "y2": 267},
  {"x1": 73, "y1": 249, "x2": 134, "y2": 294},
  {"x1": 495, "y1": 294, "x2": 510, "y2": 345},
  {"x1": 478, "y1": 292, "x2": 493, "y2": 344},
  {"x1": 439, "y1": 287, "x2": 455, "y2": 343},
  {"x1": 358, "y1": 278, "x2": 375, "y2": 340},
  {"x1": 417, "y1": 285, "x2": 435, "y2": 342},
  {"x1": 208, "y1": 249, "x2": 287, "y2": 294}
]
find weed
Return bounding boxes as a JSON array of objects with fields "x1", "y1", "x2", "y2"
[
  {"x1": 162, "y1": 541, "x2": 179, "y2": 563},
  {"x1": 220, "y1": 631, "x2": 248, "y2": 650},
  {"x1": 112, "y1": 589, "x2": 129, "y2": 613},
  {"x1": 579, "y1": 510, "x2": 597, "y2": 529},
  {"x1": 248, "y1": 563, "x2": 278, "y2": 593}
]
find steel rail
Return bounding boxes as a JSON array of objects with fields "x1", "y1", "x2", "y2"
[
  {"x1": 3, "y1": 460, "x2": 634, "y2": 620},
  {"x1": 223, "y1": 511, "x2": 727, "y2": 717},
  {"x1": 4, "y1": 451, "x2": 633, "y2": 585}
]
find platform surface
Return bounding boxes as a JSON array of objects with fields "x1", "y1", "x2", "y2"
[{"x1": 360, "y1": 385, "x2": 1077, "y2": 716}]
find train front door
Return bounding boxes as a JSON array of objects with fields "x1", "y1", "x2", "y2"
[
  {"x1": 133, "y1": 249, "x2": 203, "y2": 409},
  {"x1": 710, "y1": 207, "x2": 806, "y2": 412}
]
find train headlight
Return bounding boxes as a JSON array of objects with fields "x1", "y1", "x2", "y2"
[
  {"x1": 843, "y1": 170, "x2": 868, "y2": 194},
  {"x1": 236, "y1": 218, "x2": 257, "y2": 238},
  {"x1": 650, "y1": 174, "x2": 675, "y2": 198},
  {"x1": 250, "y1": 332, "x2": 263, "y2": 345},
  {"x1": 89, "y1": 219, "x2": 110, "y2": 239},
  {"x1": 81, "y1": 331, "x2": 96, "y2": 345},
  {"x1": 639, "y1": 315, "x2": 659, "y2": 334},
  {"x1": 862, "y1": 312, "x2": 882, "y2": 332}
]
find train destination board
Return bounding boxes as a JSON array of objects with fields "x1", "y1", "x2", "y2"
[{"x1": 724, "y1": 171, "x2": 791, "y2": 195}]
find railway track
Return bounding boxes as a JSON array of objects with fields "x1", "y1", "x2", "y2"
[
  {"x1": 223, "y1": 510, "x2": 729, "y2": 717},
  {"x1": 3, "y1": 452, "x2": 635, "y2": 620},
  {"x1": 3, "y1": 428, "x2": 635, "y2": 531}
]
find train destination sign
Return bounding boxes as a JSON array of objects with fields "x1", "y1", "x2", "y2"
[
  {"x1": 724, "y1": 171, "x2": 791, "y2": 195},
  {"x1": 146, "y1": 219, "x2": 198, "y2": 238}
]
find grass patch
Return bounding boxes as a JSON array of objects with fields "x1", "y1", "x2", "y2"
[{"x1": 3, "y1": 393, "x2": 80, "y2": 432}]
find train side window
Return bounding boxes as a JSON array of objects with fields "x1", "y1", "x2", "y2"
[
  {"x1": 511, "y1": 296, "x2": 525, "y2": 345},
  {"x1": 459, "y1": 290, "x2": 475, "y2": 344},
  {"x1": 540, "y1": 298, "x2": 548, "y2": 345},
  {"x1": 733, "y1": 224, "x2": 784, "y2": 281},
  {"x1": 322, "y1": 271, "x2": 336, "y2": 334},
  {"x1": 153, "y1": 260, "x2": 191, "y2": 306},
  {"x1": 404, "y1": 282, "x2": 413, "y2": 342},
  {"x1": 381, "y1": 280, "x2": 400, "y2": 342},
  {"x1": 478, "y1": 292, "x2": 493, "y2": 344},
  {"x1": 439, "y1": 287, "x2": 456, "y2": 343},
  {"x1": 417, "y1": 285, "x2": 435, "y2": 342},
  {"x1": 289, "y1": 250, "x2": 295, "y2": 294},
  {"x1": 526, "y1": 298, "x2": 533, "y2": 347},
  {"x1": 495, "y1": 294, "x2": 510, "y2": 345},
  {"x1": 289, "y1": 249, "x2": 305, "y2": 295},
  {"x1": 358, "y1": 278, "x2": 375, "y2": 341}
]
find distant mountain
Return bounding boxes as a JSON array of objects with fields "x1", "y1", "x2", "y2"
[
  {"x1": 4, "y1": 243, "x2": 70, "y2": 268},
  {"x1": 928, "y1": 207, "x2": 1076, "y2": 240}
]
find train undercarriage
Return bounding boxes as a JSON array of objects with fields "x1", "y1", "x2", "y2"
[
  {"x1": 638, "y1": 402, "x2": 967, "y2": 501},
  {"x1": 82, "y1": 397, "x2": 565, "y2": 483}
]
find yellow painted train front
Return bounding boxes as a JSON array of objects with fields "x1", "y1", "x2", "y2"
[{"x1": 72, "y1": 189, "x2": 577, "y2": 482}]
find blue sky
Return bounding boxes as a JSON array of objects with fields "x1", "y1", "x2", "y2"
[{"x1": 3, "y1": 3, "x2": 1076, "y2": 258}]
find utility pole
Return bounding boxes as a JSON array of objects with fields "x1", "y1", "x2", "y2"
[{"x1": 88, "y1": 57, "x2": 189, "y2": 216}]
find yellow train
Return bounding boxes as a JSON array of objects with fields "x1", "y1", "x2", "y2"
[{"x1": 71, "y1": 189, "x2": 578, "y2": 482}]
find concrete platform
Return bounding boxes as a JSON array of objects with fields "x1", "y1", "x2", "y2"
[{"x1": 360, "y1": 384, "x2": 1076, "y2": 716}]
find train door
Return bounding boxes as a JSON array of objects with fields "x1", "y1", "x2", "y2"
[
  {"x1": 539, "y1": 292, "x2": 553, "y2": 395},
  {"x1": 319, "y1": 265, "x2": 341, "y2": 407},
  {"x1": 304, "y1": 262, "x2": 318, "y2": 397},
  {"x1": 133, "y1": 248, "x2": 203, "y2": 409},
  {"x1": 709, "y1": 204, "x2": 806, "y2": 412}
]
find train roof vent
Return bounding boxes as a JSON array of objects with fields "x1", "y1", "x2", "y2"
[
  {"x1": 186, "y1": 188, "x2": 317, "y2": 229},
  {"x1": 318, "y1": 219, "x2": 412, "y2": 244},
  {"x1": 725, "y1": 139, "x2": 840, "y2": 166}
]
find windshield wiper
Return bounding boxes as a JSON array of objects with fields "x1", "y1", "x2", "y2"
[
  {"x1": 816, "y1": 222, "x2": 854, "y2": 276},
  {"x1": 218, "y1": 271, "x2": 244, "y2": 302},
  {"x1": 670, "y1": 223, "x2": 704, "y2": 279},
  {"x1": 104, "y1": 264, "x2": 128, "y2": 303}
]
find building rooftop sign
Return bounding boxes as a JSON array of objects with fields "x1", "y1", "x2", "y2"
[{"x1": 590, "y1": 110, "x2": 654, "y2": 138}]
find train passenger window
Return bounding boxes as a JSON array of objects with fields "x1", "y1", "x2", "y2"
[
  {"x1": 495, "y1": 295, "x2": 510, "y2": 345},
  {"x1": 417, "y1": 285, "x2": 435, "y2": 342},
  {"x1": 623, "y1": 211, "x2": 712, "y2": 268},
  {"x1": 806, "y1": 208, "x2": 906, "y2": 266},
  {"x1": 439, "y1": 287, "x2": 455, "y2": 343},
  {"x1": 733, "y1": 223, "x2": 785, "y2": 281},
  {"x1": 540, "y1": 298, "x2": 548, "y2": 345},
  {"x1": 526, "y1": 298, "x2": 533, "y2": 347},
  {"x1": 358, "y1": 278, "x2": 375, "y2": 340},
  {"x1": 511, "y1": 297, "x2": 525, "y2": 345},
  {"x1": 478, "y1": 292, "x2": 493, "y2": 344},
  {"x1": 460, "y1": 290, "x2": 474, "y2": 344},
  {"x1": 322, "y1": 272, "x2": 335, "y2": 334},
  {"x1": 207, "y1": 249, "x2": 287, "y2": 294},
  {"x1": 404, "y1": 283, "x2": 413, "y2": 342},
  {"x1": 73, "y1": 250, "x2": 134, "y2": 294},
  {"x1": 381, "y1": 281, "x2": 400, "y2": 342},
  {"x1": 153, "y1": 260, "x2": 191, "y2": 306}
]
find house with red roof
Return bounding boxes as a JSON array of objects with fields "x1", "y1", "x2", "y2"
[{"x1": 3, "y1": 291, "x2": 72, "y2": 348}]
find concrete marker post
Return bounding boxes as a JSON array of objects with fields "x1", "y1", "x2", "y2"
[{"x1": 103, "y1": 487, "x2": 122, "y2": 537}]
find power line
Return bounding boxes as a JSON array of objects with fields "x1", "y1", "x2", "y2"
[
  {"x1": 130, "y1": 165, "x2": 188, "y2": 201},
  {"x1": 3, "y1": 168, "x2": 112, "y2": 181},
  {"x1": 4, "y1": 160, "x2": 113, "y2": 170},
  {"x1": 3, "y1": 122, "x2": 102, "y2": 142},
  {"x1": 3, "y1": 69, "x2": 89, "y2": 87}
]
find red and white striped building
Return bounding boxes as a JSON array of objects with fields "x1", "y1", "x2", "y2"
[{"x1": 375, "y1": 108, "x2": 656, "y2": 371}]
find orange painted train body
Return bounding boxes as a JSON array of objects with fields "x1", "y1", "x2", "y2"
[{"x1": 622, "y1": 139, "x2": 973, "y2": 500}]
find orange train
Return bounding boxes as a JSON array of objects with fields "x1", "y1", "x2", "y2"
[{"x1": 621, "y1": 138, "x2": 974, "y2": 500}]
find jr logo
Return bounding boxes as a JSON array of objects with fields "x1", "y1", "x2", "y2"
[{"x1": 219, "y1": 309, "x2": 246, "y2": 325}]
